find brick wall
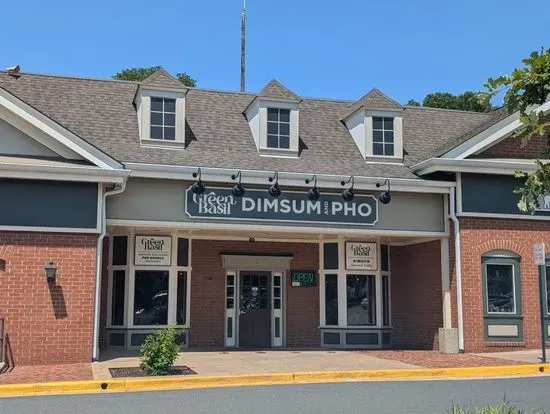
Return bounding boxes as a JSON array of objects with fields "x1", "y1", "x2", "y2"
[
  {"x1": 0, "y1": 232, "x2": 97, "y2": 366},
  {"x1": 455, "y1": 217, "x2": 550, "y2": 352},
  {"x1": 390, "y1": 240, "x2": 442, "y2": 349},
  {"x1": 480, "y1": 134, "x2": 549, "y2": 159},
  {"x1": 190, "y1": 240, "x2": 319, "y2": 348}
]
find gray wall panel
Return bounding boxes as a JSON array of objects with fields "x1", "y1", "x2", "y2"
[
  {"x1": 0, "y1": 119, "x2": 59, "y2": 158},
  {"x1": 107, "y1": 178, "x2": 445, "y2": 232},
  {"x1": 0, "y1": 179, "x2": 98, "y2": 228}
]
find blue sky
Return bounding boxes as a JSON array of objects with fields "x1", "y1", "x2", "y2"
[{"x1": 1, "y1": 0, "x2": 548, "y2": 104}]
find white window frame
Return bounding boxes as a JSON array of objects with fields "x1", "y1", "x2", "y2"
[
  {"x1": 266, "y1": 108, "x2": 291, "y2": 150},
  {"x1": 365, "y1": 110, "x2": 403, "y2": 160},
  {"x1": 372, "y1": 116, "x2": 395, "y2": 157},
  {"x1": 150, "y1": 97, "x2": 177, "y2": 141}
]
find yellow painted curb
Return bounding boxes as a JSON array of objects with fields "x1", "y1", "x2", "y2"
[{"x1": 0, "y1": 364, "x2": 548, "y2": 397}]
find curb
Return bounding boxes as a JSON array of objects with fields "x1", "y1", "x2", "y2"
[{"x1": 0, "y1": 364, "x2": 549, "y2": 397}]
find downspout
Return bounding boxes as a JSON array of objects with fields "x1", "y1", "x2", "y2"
[
  {"x1": 92, "y1": 179, "x2": 127, "y2": 361},
  {"x1": 449, "y1": 187, "x2": 464, "y2": 352}
]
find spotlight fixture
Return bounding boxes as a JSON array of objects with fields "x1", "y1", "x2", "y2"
[
  {"x1": 231, "y1": 171, "x2": 246, "y2": 197},
  {"x1": 341, "y1": 175, "x2": 355, "y2": 202},
  {"x1": 191, "y1": 167, "x2": 205, "y2": 195},
  {"x1": 268, "y1": 171, "x2": 282, "y2": 197},
  {"x1": 305, "y1": 175, "x2": 320, "y2": 201},
  {"x1": 376, "y1": 179, "x2": 392, "y2": 204}
]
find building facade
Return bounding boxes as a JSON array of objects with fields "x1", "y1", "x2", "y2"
[{"x1": 0, "y1": 68, "x2": 549, "y2": 365}]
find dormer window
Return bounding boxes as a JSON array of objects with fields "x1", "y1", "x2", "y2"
[
  {"x1": 372, "y1": 117, "x2": 394, "y2": 156},
  {"x1": 267, "y1": 108, "x2": 291, "y2": 149},
  {"x1": 150, "y1": 98, "x2": 176, "y2": 140}
]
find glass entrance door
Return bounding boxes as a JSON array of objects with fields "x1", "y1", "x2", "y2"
[{"x1": 239, "y1": 272, "x2": 271, "y2": 348}]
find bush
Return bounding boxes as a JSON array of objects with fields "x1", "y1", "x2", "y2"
[
  {"x1": 450, "y1": 401, "x2": 541, "y2": 414},
  {"x1": 139, "y1": 327, "x2": 180, "y2": 375}
]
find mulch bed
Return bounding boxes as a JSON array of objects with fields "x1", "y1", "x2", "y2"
[{"x1": 109, "y1": 366, "x2": 197, "y2": 378}]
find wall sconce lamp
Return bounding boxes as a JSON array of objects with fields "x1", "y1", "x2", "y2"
[
  {"x1": 268, "y1": 171, "x2": 282, "y2": 197},
  {"x1": 45, "y1": 261, "x2": 57, "y2": 284},
  {"x1": 376, "y1": 179, "x2": 392, "y2": 204},
  {"x1": 231, "y1": 171, "x2": 246, "y2": 197},
  {"x1": 191, "y1": 167, "x2": 206, "y2": 195},
  {"x1": 305, "y1": 175, "x2": 320, "y2": 201},
  {"x1": 341, "y1": 175, "x2": 355, "y2": 202}
]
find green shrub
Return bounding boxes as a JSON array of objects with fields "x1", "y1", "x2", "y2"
[
  {"x1": 139, "y1": 327, "x2": 180, "y2": 375},
  {"x1": 450, "y1": 400, "x2": 541, "y2": 414}
]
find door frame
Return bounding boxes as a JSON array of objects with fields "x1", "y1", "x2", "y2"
[{"x1": 225, "y1": 269, "x2": 286, "y2": 348}]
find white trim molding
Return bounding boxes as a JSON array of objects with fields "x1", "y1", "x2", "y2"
[{"x1": 412, "y1": 157, "x2": 540, "y2": 176}]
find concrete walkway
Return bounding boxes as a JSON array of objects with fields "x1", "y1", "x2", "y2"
[
  {"x1": 93, "y1": 350, "x2": 419, "y2": 380},
  {"x1": 474, "y1": 349, "x2": 547, "y2": 364}
]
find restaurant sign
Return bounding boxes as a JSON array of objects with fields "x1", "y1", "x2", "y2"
[
  {"x1": 185, "y1": 187, "x2": 378, "y2": 225},
  {"x1": 345, "y1": 242, "x2": 378, "y2": 271},
  {"x1": 135, "y1": 236, "x2": 172, "y2": 266}
]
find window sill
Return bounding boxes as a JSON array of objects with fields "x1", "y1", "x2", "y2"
[
  {"x1": 365, "y1": 156, "x2": 403, "y2": 164},
  {"x1": 259, "y1": 147, "x2": 299, "y2": 158},
  {"x1": 485, "y1": 341, "x2": 525, "y2": 347},
  {"x1": 140, "y1": 139, "x2": 186, "y2": 150}
]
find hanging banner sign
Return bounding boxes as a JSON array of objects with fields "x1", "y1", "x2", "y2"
[
  {"x1": 135, "y1": 236, "x2": 172, "y2": 266},
  {"x1": 345, "y1": 242, "x2": 378, "y2": 271},
  {"x1": 185, "y1": 187, "x2": 378, "y2": 226}
]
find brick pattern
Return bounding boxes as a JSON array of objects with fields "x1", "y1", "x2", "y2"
[
  {"x1": 190, "y1": 240, "x2": 319, "y2": 348},
  {"x1": 0, "y1": 363, "x2": 93, "y2": 384},
  {"x1": 0, "y1": 232, "x2": 97, "y2": 366},
  {"x1": 480, "y1": 134, "x2": 549, "y2": 159},
  {"x1": 453, "y1": 218, "x2": 550, "y2": 352},
  {"x1": 390, "y1": 240, "x2": 442, "y2": 349}
]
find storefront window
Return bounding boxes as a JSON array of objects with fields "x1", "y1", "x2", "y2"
[
  {"x1": 176, "y1": 271, "x2": 187, "y2": 325},
  {"x1": 111, "y1": 270, "x2": 125, "y2": 325},
  {"x1": 325, "y1": 274, "x2": 338, "y2": 325},
  {"x1": 382, "y1": 275, "x2": 389, "y2": 326},
  {"x1": 134, "y1": 270, "x2": 169, "y2": 325},
  {"x1": 347, "y1": 275, "x2": 376, "y2": 325},
  {"x1": 485, "y1": 264, "x2": 515, "y2": 313},
  {"x1": 112, "y1": 236, "x2": 128, "y2": 266},
  {"x1": 546, "y1": 267, "x2": 550, "y2": 315}
]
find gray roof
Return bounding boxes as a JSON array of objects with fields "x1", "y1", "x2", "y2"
[
  {"x1": 343, "y1": 88, "x2": 403, "y2": 119},
  {"x1": 0, "y1": 70, "x2": 495, "y2": 179},
  {"x1": 258, "y1": 79, "x2": 300, "y2": 101},
  {"x1": 141, "y1": 67, "x2": 187, "y2": 89}
]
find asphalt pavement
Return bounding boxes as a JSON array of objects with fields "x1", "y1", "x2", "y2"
[{"x1": 1, "y1": 376, "x2": 549, "y2": 414}]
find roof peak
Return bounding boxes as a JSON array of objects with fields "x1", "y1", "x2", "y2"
[
  {"x1": 258, "y1": 79, "x2": 300, "y2": 101},
  {"x1": 141, "y1": 67, "x2": 186, "y2": 89}
]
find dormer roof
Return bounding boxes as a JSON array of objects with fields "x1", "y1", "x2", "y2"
[
  {"x1": 258, "y1": 79, "x2": 300, "y2": 102},
  {"x1": 141, "y1": 67, "x2": 187, "y2": 90},
  {"x1": 343, "y1": 88, "x2": 403, "y2": 120}
]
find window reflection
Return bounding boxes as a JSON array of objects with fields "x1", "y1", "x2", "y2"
[
  {"x1": 347, "y1": 275, "x2": 376, "y2": 325},
  {"x1": 134, "y1": 270, "x2": 169, "y2": 325},
  {"x1": 486, "y1": 264, "x2": 515, "y2": 313}
]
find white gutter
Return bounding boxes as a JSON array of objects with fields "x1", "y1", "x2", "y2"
[
  {"x1": 412, "y1": 157, "x2": 540, "y2": 176},
  {"x1": 0, "y1": 162, "x2": 127, "y2": 183},
  {"x1": 92, "y1": 179, "x2": 128, "y2": 361},
  {"x1": 125, "y1": 163, "x2": 454, "y2": 194},
  {"x1": 449, "y1": 187, "x2": 464, "y2": 352}
]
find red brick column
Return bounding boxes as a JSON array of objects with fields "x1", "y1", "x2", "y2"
[
  {"x1": 190, "y1": 240, "x2": 319, "y2": 348},
  {"x1": 0, "y1": 232, "x2": 97, "y2": 366},
  {"x1": 390, "y1": 240, "x2": 442, "y2": 349},
  {"x1": 456, "y1": 218, "x2": 550, "y2": 352}
]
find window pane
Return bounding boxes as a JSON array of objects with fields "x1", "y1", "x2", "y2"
[
  {"x1": 373, "y1": 130, "x2": 384, "y2": 142},
  {"x1": 279, "y1": 109, "x2": 290, "y2": 123},
  {"x1": 382, "y1": 275, "x2": 390, "y2": 326},
  {"x1": 267, "y1": 121, "x2": 279, "y2": 135},
  {"x1": 112, "y1": 236, "x2": 128, "y2": 266},
  {"x1": 279, "y1": 122, "x2": 290, "y2": 136},
  {"x1": 134, "y1": 270, "x2": 169, "y2": 325},
  {"x1": 373, "y1": 117, "x2": 383, "y2": 130},
  {"x1": 373, "y1": 143, "x2": 384, "y2": 155},
  {"x1": 150, "y1": 112, "x2": 163, "y2": 126},
  {"x1": 323, "y1": 243, "x2": 339, "y2": 270},
  {"x1": 384, "y1": 130, "x2": 394, "y2": 143},
  {"x1": 177, "y1": 271, "x2": 187, "y2": 325},
  {"x1": 325, "y1": 274, "x2": 338, "y2": 325},
  {"x1": 150, "y1": 126, "x2": 163, "y2": 139},
  {"x1": 111, "y1": 270, "x2": 125, "y2": 326},
  {"x1": 347, "y1": 275, "x2": 376, "y2": 325},
  {"x1": 151, "y1": 98, "x2": 163, "y2": 111},
  {"x1": 279, "y1": 135, "x2": 290, "y2": 149},
  {"x1": 164, "y1": 99, "x2": 176, "y2": 113},
  {"x1": 546, "y1": 267, "x2": 550, "y2": 315},
  {"x1": 381, "y1": 244, "x2": 389, "y2": 272},
  {"x1": 384, "y1": 144, "x2": 394, "y2": 156},
  {"x1": 164, "y1": 113, "x2": 176, "y2": 127},
  {"x1": 164, "y1": 126, "x2": 175, "y2": 140},
  {"x1": 177, "y1": 238, "x2": 189, "y2": 267},
  {"x1": 384, "y1": 117, "x2": 394, "y2": 130},
  {"x1": 486, "y1": 264, "x2": 515, "y2": 313},
  {"x1": 267, "y1": 135, "x2": 279, "y2": 148},
  {"x1": 267, "y1": 108, "x2": 279, "y2": 121}
]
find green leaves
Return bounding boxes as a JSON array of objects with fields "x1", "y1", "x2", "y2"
[
  {"x1": 139, "y1": 327, "x2": 182, "y2": 375},
  {"x1": 113, "y1": 66, "x2": 197, "y2": 87}
]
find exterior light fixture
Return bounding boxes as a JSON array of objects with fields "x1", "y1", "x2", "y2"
[
  {"x1": 376, "y1": 179, "x2": 392, "y2": 204},
  {"x1": 341, "y1": 175, "x2": 354, "y2": 202},
  {"x1": 305, "y1": 175, "x2": 320, "y2": 201},
  {"x1": 45, "y1": 261, "x2": 57, "y2": 284},
  {"x1": 191, "y1": 167, "x2": 205, "y2": 195},
  {"x1": 268, "y1": 171, "x2": 282, "y2": 197},
  {"x1": 231, "y1": 171, "x2": 246, "y2": 197}
]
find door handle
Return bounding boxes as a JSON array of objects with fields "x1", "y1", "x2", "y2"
[{"x1": 239, "y1": 310, "x2": 246, "y2": 315}]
